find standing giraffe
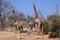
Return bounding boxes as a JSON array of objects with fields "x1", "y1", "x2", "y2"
[
  {"x1": 32, "y1": 1, "x2": 44, "y2": 35},
  {"x1": 11, "y1": 6, "x2": 23, "y2": 39}
]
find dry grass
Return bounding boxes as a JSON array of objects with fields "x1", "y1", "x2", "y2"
[{"x1": 0, "y1": 31, "x2": 58, "y2": 40}]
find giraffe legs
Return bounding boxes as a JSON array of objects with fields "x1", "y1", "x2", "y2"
[
  {"x1": 16, "y1": 25, "x2": 23, "y2": 40},
  {"x1": 16, "y1": 25, "x2": 20, "y2": 39},
  {"x1": 35, "y1": 22, "x2": 44, "y2": 39},
  {"x1": 35, "y1": 22, "x2": 41, "y2": 34}
]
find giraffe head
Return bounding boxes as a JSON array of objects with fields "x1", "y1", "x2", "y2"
[{"x1": 32, "y1": 1, "x2": 36, "y2": 6}]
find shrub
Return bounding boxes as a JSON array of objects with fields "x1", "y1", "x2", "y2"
[
  {"x1": 43, "y1": 21, "x2": 49, "y2": 34},
  {"x1": 49, "y1": 19, "x2": 60, "y2": 38}
]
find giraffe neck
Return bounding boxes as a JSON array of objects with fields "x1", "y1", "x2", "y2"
[{"x1": 32, "y1": 2, "x2": 41, "y2": 22}]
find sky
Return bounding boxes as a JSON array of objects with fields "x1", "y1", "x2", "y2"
[{"x1": 8, "y1": 0, "x2": 60, "y2": 19}]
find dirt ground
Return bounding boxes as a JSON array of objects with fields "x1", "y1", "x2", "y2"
[{"x1": 0, "y1": 31, "x2": 58, "y2": 40}]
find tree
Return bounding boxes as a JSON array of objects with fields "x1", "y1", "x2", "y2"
[
  {"x1": 18, "y1": 12, "x2": 26, "y2": 21},
  {"x1": 43, "y1": 21, "x2": 49, "y2": 34},
  {"x1": 49, "y1": 19, "x2": 60, "y2": 38},
  {"x1": 0, "y1": 0, "x2": 14, "y2": 30},
  {"x1": 48, "y1": 15, "x2": 60, "y2": 38},
  {"x1": 8, "y1": 16, "x2": 14, "y2": 27},
  {"x1": 27, "y1": 15, "x2": 35, "y2": 23},
  {"x1": 0, "y1": 0, "x2": 7, "y2": 30}
]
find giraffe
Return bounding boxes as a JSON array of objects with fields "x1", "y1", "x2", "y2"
[
  {"x1": 11, "y1": 6, "x2": 23, "y2": 39},
  {"x1": 32, "y1": 1, "x2": 44, "y2": 35}
]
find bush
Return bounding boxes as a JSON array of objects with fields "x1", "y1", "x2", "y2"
[
  {"x1": 49, "y1": 19, "x2": 60, "y2": 38},
  {"x1": 49, "y1": 32, "x2": 59, "y2": 38},
  {"x1": 43, "y1": 21, "x2": 49, "y2": 34},
  {"x1": 23, "y1": 30, "x2": 28, "y2": 33}
]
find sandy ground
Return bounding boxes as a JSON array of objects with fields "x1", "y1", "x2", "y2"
[{"x1": 0, "y1": 31, "x2": 58, "y2": 40}]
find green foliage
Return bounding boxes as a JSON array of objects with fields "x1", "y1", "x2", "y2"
[
  {"x1": 43, "y1": 21, "x2": 49, "y2": 34},
  {"x1": 49, "y1": 19, "x2": 60, "y2": 38},
  {"x1": 49, "y1": 32, "x2": 59, "y2": 38},
  {"x1": 23, "y1": 30, "x2": 28, "y2": 33}
]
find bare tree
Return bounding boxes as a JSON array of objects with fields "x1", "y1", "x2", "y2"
[{"x1": 0, "y1": 0, "x2": 13, "y2": 30}]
